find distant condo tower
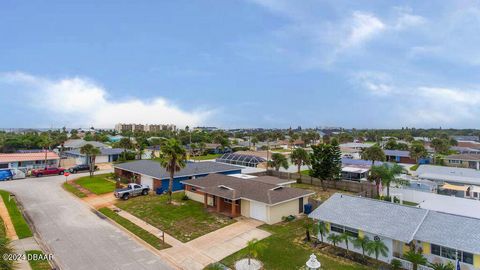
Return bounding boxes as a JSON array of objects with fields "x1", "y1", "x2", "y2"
[{"x1": 114, "y1": 123, "x2": 176, "y2": 133}]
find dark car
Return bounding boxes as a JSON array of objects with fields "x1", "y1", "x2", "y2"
[
  {"x1": 32, "y1": 167, "x2": 65, "y2": 177},
  {"x1": 69, "y1": 164, "x2": 98, "y2": 173}
]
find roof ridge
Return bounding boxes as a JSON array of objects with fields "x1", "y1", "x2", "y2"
[{"x1": 411, "y1": 209, "x2": 430, "y2": 242}]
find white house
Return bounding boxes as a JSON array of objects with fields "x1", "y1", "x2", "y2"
[{"x1": 309, "y1": 194, "x2": 480, "y2": 270}]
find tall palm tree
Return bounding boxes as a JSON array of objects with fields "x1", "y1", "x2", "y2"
[
  {"x1": 340, "y1": 232, "x2": 352, "y2": 255},
  {"x1": 268, "y1": 153, "x2": 289, "y2": 171},
  {"x1": 246, "y1": 238, "x2": 266, "y2": 265},
  {"x1": 360, "y1": 145, "x2": 385, "y2": 166},
  {"x1": 290, "y1": 148, "x2": 310, "y2": 175},
  {"x1": 327, "y1": 233, "x2": 342, "y2": 247},
  {"x1": 366, "y1": 239, "x2": 389, "y2": 261},
  {"x1": 79, "y1": 144, "x2": 101, "y2": 177},
  {"x1": 40, "y1": 135, "x2": 53, "y2": 168},
  {"x1": 159, "y1": 138, "x2": 186, "y2": 203},
  {"x1": 118, "y1": 137, "x2": 134, "y2": 160},
  {"x1": 0, "y1": 237, "x2": 15, "y2": 270},
  {"x1": 381, "y1": 163, "x2": 405, "y2": 197},
  {"x1": 352, "y1": 236, "x2": 371, "y2": 258},
  {"x1": 313, "y1": 221, "x2": 329, "y2": 243}
]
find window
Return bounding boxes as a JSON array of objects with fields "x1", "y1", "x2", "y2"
[
  {"x1": 330, "y1": 224, "x2": 344, "y2": 234},
  {"x1": 431, "y1": 244, "x2": 473, "y2": 265},
  {"x1": 330, "y1": 223, "x2": 358, "y2": 238},
  {"x1": 449, "y1": 160, "x2": 461, "y2": 164}
]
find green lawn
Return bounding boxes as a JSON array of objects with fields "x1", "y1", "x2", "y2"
[
  {"x1": 116, "y1": 192, "x2": 235, "y2": 242},
  {"x1": 62, "y1": 182, "x2": 87, "y2": 198},
  {"x1": 221, "y1": 218, "x2": 370, "y2": 270},
  {"x1": 410, "y1": 164, "x2": 419, "y2": 171},
  {"x1": 99, "y1": 207, "x2": 170, "y2": 250},
  {"x1": 190, "y1": 153, "x2": 222, "y2": 160},
  {"x1": 300, "y1": 169, "x2": 311, "y2": 176},
  {"x1": 25, "y1": 250, "x2": 51, "y2": 270},
  {"x1": 0, "y1": 190, "x2": 33, "y2": 239},
  {"x1": 75, "y1": 174, "x2": 116, "y2": 195},
  {"x1": 402, "y1": 200, "x2": 418, "y2": 206},
  {"x1": 271, "y1": 148, "x2": 292, "y2": 153}
]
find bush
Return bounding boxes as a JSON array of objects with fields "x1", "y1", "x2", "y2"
[{"x1": 181, "y1": 194, "x2": 189, "y2": 201}]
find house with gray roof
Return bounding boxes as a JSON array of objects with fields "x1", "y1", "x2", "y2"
[
  {"x1": 181, "y1": 174, "x2": 314, "y2": 224},
  {"x1": 62, "y1": 139, "x2": 109, "y2": 151},
  {"x1": 384, "y1": 150, "x2": 416, "y2": 164},
  {"x1": 443, "y1": 154, "x2": 480, "y2": 170},
  {"x1": 114, "y1": 160, "x2": 242, "y2": 193},
  {"x1": 309, "y1": 193, "x2": 480, "y2": 269},
  {"x1": 416, "y1": 165, "x2": 480, "y2": 186},
  {"x1": 64, "y1": 148, "x2": 124, "y2": 164}
]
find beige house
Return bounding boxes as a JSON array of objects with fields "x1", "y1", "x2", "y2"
[
  {"x1": 444, "y1": 154, "x2": 480, "y2": 170},
  {"x1": 181, "y1": 174, "x2": 313, "y2": 224}
]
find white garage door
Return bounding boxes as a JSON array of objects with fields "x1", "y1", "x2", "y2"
[
  {"x1": 250, "y1": 201, "x2": 267, "y2": 222},
  {"x1": 141, "y1": 176, "x2": 154, "y2": 188}
]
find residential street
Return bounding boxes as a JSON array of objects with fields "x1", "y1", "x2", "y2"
[{"x1": 0, "y1": 172, "x2": 174, "y2": 270}]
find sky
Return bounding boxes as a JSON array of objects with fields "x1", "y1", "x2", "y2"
[{"x1": 1, "y1": 0, "x2": 480, "y2": 129}]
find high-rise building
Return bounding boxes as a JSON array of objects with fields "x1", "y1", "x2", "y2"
[{"x1": 115, "y1": 123, "x2": 176, "y2": 133}]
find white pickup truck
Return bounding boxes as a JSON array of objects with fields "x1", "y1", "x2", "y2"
[{"x1": 114, "y1": 183, "x2": 150, "y2": 200}]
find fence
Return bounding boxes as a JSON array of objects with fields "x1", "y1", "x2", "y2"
[{"x1": 266, "y1": 170, "x2": 378, "y2": 198}]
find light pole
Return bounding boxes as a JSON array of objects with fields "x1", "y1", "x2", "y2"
[{"x1": 306, "y1": 254, "x2": 321, "y2": 270}]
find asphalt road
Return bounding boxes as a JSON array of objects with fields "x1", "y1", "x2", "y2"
[{"x1": 0, "y1": 172, "x2": 173, "y2": 270}]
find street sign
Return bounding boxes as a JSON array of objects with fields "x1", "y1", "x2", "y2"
[{"x1": 64, "y1": 172, "x2": 70, "y2": 177}]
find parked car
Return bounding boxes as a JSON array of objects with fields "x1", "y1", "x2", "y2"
[
  {"x1": 31, "y1": 167, "x2": 65, "y2": 177},
  {"x1": 114, "y1": 183, "x2": 150, "y2": 200},
  {"x1": 0, "y1": 169, "x2": 13, "y2": 181},
  {"x1": 69, "y1": 164, "x2": 98, "y2": 173}
]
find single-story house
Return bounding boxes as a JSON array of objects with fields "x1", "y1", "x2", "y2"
[
  {"x1": 0, "y1": 152, "x2": 60, "y2": 169},
  {"x1": 451, "y1": 146, "x2": 480, "y2": 155},
  {"x1": 181, "y1": 174, "x2": 314, "y2": 224},
  {"x1": 444, "y1": 154, "x2": 480, "y2": 170},
  {"x1": 384, "y1": 150, "x2": 416, "y2": 164},
  {"x1": 309, "y1": 194, "x2": 480, "y2": 269},
  {"x1": 452, "y1": 135, "x2": 480, "y2": 142},
  {"x1": 339, "y1": 142, "x2": 373, "y2": 150},
  {"x1": 416, "y1": 165, "x2": 480, "y2": 186},
  {"x1": 114, "y1": 160, "x2": 242, "y2": 193},
  {"x1": 340, "y1": 146, "x2": 361, "y2": 159},
  {"x1": 65, "y1": 148, "x2": 124, "y2": 164},
  {"x1": 62, "y1": 139, "x2": 109, "y2": 151}
]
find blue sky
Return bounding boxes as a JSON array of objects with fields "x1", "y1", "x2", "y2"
[{"x1": 1, "y1": 0, "x2": 480, "y2": 129}]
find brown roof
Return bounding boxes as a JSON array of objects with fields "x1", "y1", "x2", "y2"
[
  {"x1": 250, "y1": 176, "x2": 296, "y2": 185},
  {"x1": 457, "y1": 142, "x2": 480, "y2": 149},
  {"x1": 0, "y1": 152, "x2": 60, "y2": 163},
  {"x1": 445, "y1": 154, "x2": 480, "y2": 161},
  {"x1": 181, "y1": 174, "x2": 313, "y2": 205}
]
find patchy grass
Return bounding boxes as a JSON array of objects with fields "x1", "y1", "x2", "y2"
[
  {"x1": 221, "y1": 218, "x2": 370, "y2": 270},
  {"x1": 300, "y1": 169, "x2": 311, "y2": 176},
  {"x1": 116, "y1": 192, "x2": 235, "y2": 242},
  {"x1": 291, "y1": 183, "x2": 354, "y2": 201},
  {"x1": 271, "y1": 148, "x2": 292, "y2": 153},
  {"x1": 402, "y1": 201, "x2": 418, "y2": 206},
  {"x1": 75, "y1": 174, "x2": 116, "y2": 195},
  {"x1": 98, "y1": 207, "x2": 170, "y2": 250},
  {"x1": 190, "y1": 153, "x2": 222, "y2": 160},
  {"x1": 25, "y1": 250, "x2": 51, "y2": 270},
  {"x1": 0, "y1": 190, "x2": 32, "y2": 239},
  {"x1": 62, "y1": 182, "x2": 87, "y2": 198},
  {"x1": 410, "y1": 164, "x2": 419, "y2": 171}
]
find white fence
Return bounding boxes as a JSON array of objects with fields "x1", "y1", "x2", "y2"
[{"x1": 393, "y1": 257, "x2": 433, "y2": 270}]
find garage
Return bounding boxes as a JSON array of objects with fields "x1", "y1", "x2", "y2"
[
  {"x1": 141, "y1": 175, "x2": 154, "y2": 188},
  {"x1": 250, "y1": 201, "x2": 267, "y2": 222}
]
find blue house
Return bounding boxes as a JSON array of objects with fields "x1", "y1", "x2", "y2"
[{"x1": 114, "y1": 160, "x2": 242, "y2": 194}]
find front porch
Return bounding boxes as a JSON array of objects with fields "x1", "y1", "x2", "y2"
[{"x1": 203, "y1": 193, "x2": 241, "y2": 218}]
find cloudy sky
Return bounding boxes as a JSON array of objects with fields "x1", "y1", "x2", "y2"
[{"x1": 1, "y1": 0, "x2": 480, "y2": 129}]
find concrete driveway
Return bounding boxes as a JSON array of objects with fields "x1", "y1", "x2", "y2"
[{"x1": 0, "y1": 172, "x2": 174, "y2": 270}]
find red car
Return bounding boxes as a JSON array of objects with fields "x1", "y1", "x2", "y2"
[{"x1": 32, "y1": 167, "x2": 66, "y2": 177}]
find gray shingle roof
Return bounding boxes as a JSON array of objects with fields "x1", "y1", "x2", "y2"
[
  {"x1": 309, "y1": 193, "x2": 480, "y2": 253},
  {"x1": 181, "y1": 174, "x2": 313, "y2": 205},
  {"x1": 384, "y1": 150, "x2": 411, "y2": 158},
  {"x1": 114, "y1": 160, "x2": 242, "y2": 180},
  {"x1": 308, "y1": 193, "x2": 428, "y2": 243},
  {"x1": 415, "y1": 211, "x2": 480, "y2": 254},
  {"x1": 444, "y1": 153, "x2": 480, "y2": 161},
  {"x1": 416, "y1": 165, "x2": 480, "y2": 185},
  {"x1": 63, "y1": 139, "x2": 109, "y2": 149}
]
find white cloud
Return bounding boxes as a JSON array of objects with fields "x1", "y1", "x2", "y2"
[
  {"x1": 393, "y1": 7, "x2": 426, "y2": 30},
  {"x1": 0, "y1": 72, "x2": 212, "y2": 128},
  {"x1": 353, "y1": 71, "x2": 393, "y2": 96},
  {"x1": 342, "y1": 12, "x2": 385, "y2": 49}
]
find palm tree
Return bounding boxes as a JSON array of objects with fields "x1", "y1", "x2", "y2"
[
  {"x1": 404, "y1": 249, "x2": 427, "y2": 270},
  {"x1": 251, "y1": 137, "x2": 259, "y2": 150},
  {"x1": 159, "y1": 138, "x2": 186, "y2": 203},
  {"x1": 268, "y1": 153, "x2": 289, "y2": 171},
  {"x1": 390, "y1": 259, "x2": 402, "y2": 270},
  {"x1": 340, "y1": 232, "x2": 351, "y2": 255},
  {"x1": 327, "y1": 233, "x2": 342, "y2": 247},
  {"x1": 369, "y1": 165, "x2": 390, "y2": 198},
  {"x1": 39, "y1": 135, "x2": 53, "y2": 168},
  {"x1": 198, "y1": 142, "x2": 206, "y2": 156},
  {"x1": 382, "y1": 163, "x2": 405, "y2": 197},
  {"x1": 366, "y1": 239, "x2": 389, "y2": 261},
  {"x1": 429, "y1": 262, "x2": 455, "y2": 270},
  {"x1": 0, "y1": 237, "x2": 15, "y2": 270},
  {"x1": 290, "y1": 148, "x2": 310, "y2": 176},
  {"x1": 79, "y1": 144, "x2": 101, "y2": 177},
  {"x1": 118, "y1": 137, "x2": 134, "y2": 160},
  {"x1": 360, "y1": 145, "x2": 385, "y2": 166},
  {"x1": 312, "y1": 221, "x2": 329, "y2": 243},
  {"x1": 352, "y1": 236, "x2": 370, "y2": 258},
  {"x1": 409, "y1": 141, "x2": 428, "y2": 164},
  {"x1": 246, "y1": 238, "x2": 266, "y2": 265}
]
